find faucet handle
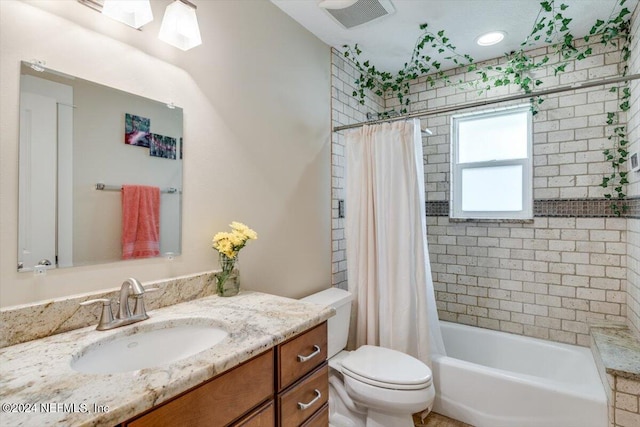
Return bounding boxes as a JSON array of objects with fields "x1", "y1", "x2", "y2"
[
  {"x1": 130, "y1": 288, "x2": 158, "y2": 319},
  {"x1": 80, "y1": 299, "x2": 115, "y2": 331},
  {"x1": 130, "y1": 287, "x2": 160, "y2": 318}
]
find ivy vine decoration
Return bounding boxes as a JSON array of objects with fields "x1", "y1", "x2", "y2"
[
  {"x1": 601, "y1": 84, "x2": 631, "y2": 216},
  {"x1": 343, "y1": 0, "x2": 632, "y2": 215},
  {"x1": 343, "y1": 24, "x2": 474, "y2": 116},
  {"x1": 592, "y1": 1, "x2": 632, "y2": 215}
]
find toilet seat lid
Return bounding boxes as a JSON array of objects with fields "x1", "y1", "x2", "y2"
[{"x1": 340, "y1": 345, "x2": 432, "y2": 390}]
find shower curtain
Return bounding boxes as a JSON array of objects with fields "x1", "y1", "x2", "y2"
[{"x1": 345, "y1": 119, "x2": 446, "y2": 365}]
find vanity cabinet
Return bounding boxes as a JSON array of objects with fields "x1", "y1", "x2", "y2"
[
  {"x1": 120, "y1": 321, "x2": 328, "y2": 427},
  {"x1": 124, "y1": 349, "x2": 274, "y2": 427},
  {"x1": 276, "y1": 322, "x2": 328, "y2": 426},
  {"x1": 233, "y1": 401, "x2": 275, "y2": 426}
]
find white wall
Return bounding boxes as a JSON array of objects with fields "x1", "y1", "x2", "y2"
[
  {"x1": 72, "y1": 78, "x2": 182, "y2": 264},
  {"x1": 0, "y1": 0, "x2": 332, "y2": 306}
]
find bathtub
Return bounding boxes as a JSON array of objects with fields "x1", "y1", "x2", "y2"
[{"x1": 432, "y1": 321, "x2": 607, "y2": 427}]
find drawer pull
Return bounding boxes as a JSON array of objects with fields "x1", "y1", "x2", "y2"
[
  {"x1": 297, "y1": 345, "x2": 321, "y2": 362},
  {"x1": 297, "y1": 389, "x2": 322, "y2": 410}
]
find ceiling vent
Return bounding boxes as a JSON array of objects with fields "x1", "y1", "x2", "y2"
[{"x1": 322, "y1": 0, "x2": 395, "y2": 29}]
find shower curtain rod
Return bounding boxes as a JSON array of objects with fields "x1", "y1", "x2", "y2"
[{"x1": 333, "y1": 74, "x2": 640, "y2": 132}]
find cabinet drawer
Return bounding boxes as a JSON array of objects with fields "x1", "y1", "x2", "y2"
[
  {"x1": 126, "y1": 350, "x2": 274, "y2": 427},
  {"x1": 301, "y1": 403, "x2": 328, "y2": 427},
  {"x1": 277, "y1": 322, "x2": 327, "y2": 391},
  {"x1": 233, "y1": 401, "x2": 274, "y2": 427},
  {"x1": 278, "y1": 363, "x2": 328, "y2": 427}
]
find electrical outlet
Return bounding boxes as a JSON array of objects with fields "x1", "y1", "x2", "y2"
[
  {"x1": 630, "y1": 152, "x2": 639, "y2": 172},
  {"x1": 338, "y1": 199, "x2": 345, "y2": 218}
]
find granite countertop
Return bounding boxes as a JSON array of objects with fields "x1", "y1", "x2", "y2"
[
  {"x1": 0, "y1": 291, "x2": 334, "y2": 427},
  {"x1": 589, "y1": 321, "x2": 640, "y2": 381}
]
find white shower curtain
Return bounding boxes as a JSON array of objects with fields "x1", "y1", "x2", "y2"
[{"x1": 345, "y1": 119, "x2": 446, "y2": 365}]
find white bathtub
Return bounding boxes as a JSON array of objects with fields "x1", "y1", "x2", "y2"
[{"x1": 432, "y1": 321, "x2": 607, "y2": 427}]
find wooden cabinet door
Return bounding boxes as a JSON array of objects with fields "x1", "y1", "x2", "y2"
[
  {"x1": 126, "y1": 350, "x2": 274, "y2": 427},
  {"x1": 278, "y1": 364, "x2": 329, "y2": 427},
  {"x1": 300, "y1": 404, "x2": 328, "y2": 427},
  {"x1": 233, "y1": 401, "x2": 275, "y2": 427},
  {"x1": 277, "y1": 322, "x2": 327, "y2": 391}
]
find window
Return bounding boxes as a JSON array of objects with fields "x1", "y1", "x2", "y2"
[{"x1": 451, "y1": 105, "x2": 532, "y2": 219}]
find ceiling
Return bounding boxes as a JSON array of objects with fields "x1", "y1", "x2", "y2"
[{"x1": 271, "y1": 0, "x2": 638, "y2": 73}]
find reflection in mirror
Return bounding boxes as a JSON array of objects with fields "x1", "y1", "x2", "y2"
[{"x1": 18, "y1": 61, "x2": 183, "y2": 272}]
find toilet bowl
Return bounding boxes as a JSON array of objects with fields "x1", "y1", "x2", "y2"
[{"x1": 301, "y1": 288, "x2": 435, "y2": 427}]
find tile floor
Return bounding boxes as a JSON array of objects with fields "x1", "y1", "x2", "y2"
[{"x1": 414, "y1": 412, "x2": 473, "y2": 427}]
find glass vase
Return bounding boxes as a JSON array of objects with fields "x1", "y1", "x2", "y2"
[{"x1": 215, "y1": 253, "x2": 240, "y2": 297}]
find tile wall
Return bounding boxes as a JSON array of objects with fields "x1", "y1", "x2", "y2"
[
  {"x1": 427, "y1": 216, "x2": 626, "y2": 346},
  {"x1": 620, "y1": 1, "x2": 639, "y2": 413},
  {"x1": 626, "y1": 2, "x2": 640, "y2": 339},
  {"x1": 331, "y1": 49, "x2": 385, "y2": 290},
  {"x1": 331, "y1": 31, "x2": 636, "y2": 346},
  {"x1": 612, "y1": 376, "x2": 640, "y2": 427},
  {"x1": 411, "y1": 34, "x2": 638, "y2": 342}
]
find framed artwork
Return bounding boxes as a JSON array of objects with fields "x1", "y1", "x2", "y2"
[
  {"x1": 150, "y1": 134, "x2": 177, "y2": 160},
  {"x1": 124, "y1": 113, "x2": 151, "y2": 147}
]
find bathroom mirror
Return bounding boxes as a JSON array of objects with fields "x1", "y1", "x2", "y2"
[{"x1": 17, "y1": 61, "x2": 183, "y2": 272}]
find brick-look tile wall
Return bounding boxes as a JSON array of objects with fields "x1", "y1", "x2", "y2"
[
  {"x1": 331, "y1": 48, "x2": 384, "y2": 290},
  {"x1": 427, "y1": 217, "x2": 627, "y2": 346},
  {"x1": 592, "y1": 334, "x2": 640, "y2": 427},
  {"x1": 613, "y1": 376, "x2": 640, "y2": 427},
  {"x1": 629, "y1": 218, "x2": 640, "y2": 338},
  {"x1": 410, "y1": 37, "x2": 630, "y2": 346},
  {"x1": 598, "y1": 9, "x2": 640, "y2": 424},
  {"x1": 626, "y1": 3, "x2": 640, "y2": 339},
  {"x1": 331, "y1": 36, "x2": 633, "y2": 346}
]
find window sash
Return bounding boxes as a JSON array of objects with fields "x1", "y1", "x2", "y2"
[{"x1": 451, "y1": 105, "x2": 532, "y2": 219}]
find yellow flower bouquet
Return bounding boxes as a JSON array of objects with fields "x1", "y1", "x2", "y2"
[{"x1": 212, "y1": 222, "x2": 258, "y2": 296}]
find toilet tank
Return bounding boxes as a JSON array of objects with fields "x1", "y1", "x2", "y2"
[{"x1": 301, "y1": 288, "x2": 352, "y2": 359}]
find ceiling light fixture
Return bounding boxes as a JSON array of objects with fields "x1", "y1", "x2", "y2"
[
  {"x1": 101, "y1": 0, "x2": 153, "y2": 29},
  {"x1": 159, "y1": 0, "x2": 202, "y2": 51},
  {"x1": 317, "y1": 0, "x2": 359, "y2": 10},
  {"x1": 476, "y1": 31, "x2": 506, "y2": 46}
]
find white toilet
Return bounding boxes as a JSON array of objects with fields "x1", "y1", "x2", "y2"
[{"x1": 301, "y1": 288, "x2": 435, "y2": 427}]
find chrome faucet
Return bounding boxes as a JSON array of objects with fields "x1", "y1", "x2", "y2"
[{"x1": 80, "y1": 278, "x2": 158, "y2": 330}]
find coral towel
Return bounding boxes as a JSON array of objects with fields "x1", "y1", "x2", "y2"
[{"x1": 121, "y1": 185, "x2": 160, "y2": 259}]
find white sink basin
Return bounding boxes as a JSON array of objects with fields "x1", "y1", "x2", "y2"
[{"x1": 71, "y1": 320, "x2": 228, "y2": 374}]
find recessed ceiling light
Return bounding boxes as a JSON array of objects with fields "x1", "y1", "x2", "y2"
[{"x1": 476, "y1": 31, "x2": 506, "y2": 46}]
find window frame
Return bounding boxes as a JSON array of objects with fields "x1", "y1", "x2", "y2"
[{"x1": 450, "y1": 105, "x2": 533, "y2": 220}]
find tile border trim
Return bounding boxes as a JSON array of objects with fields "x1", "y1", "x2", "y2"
[{"x1": 427, "y1": 197, "x2": 640, "y2": 218}]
